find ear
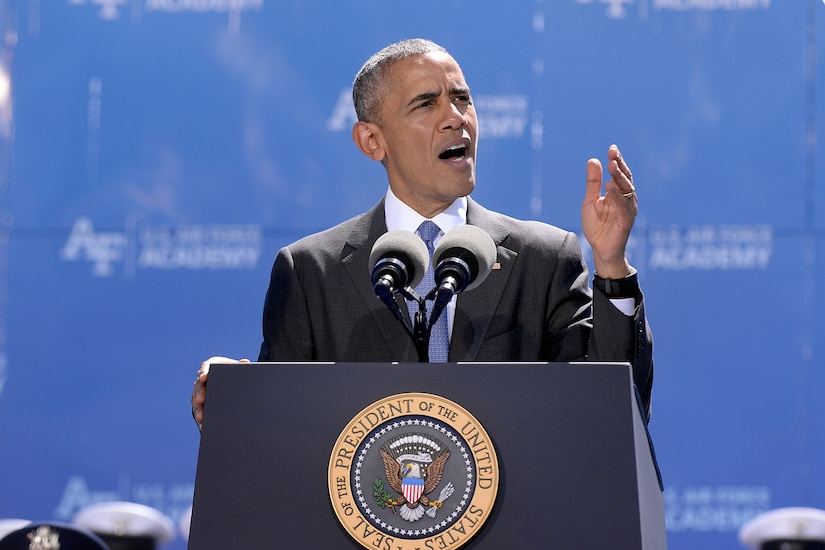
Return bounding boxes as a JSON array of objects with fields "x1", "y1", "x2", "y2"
[{"x1": 352, "y1": 121, "x2": 386, "y2": 162}]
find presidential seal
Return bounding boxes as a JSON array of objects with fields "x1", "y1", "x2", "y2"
[{"x1": 328, "y1": 393, "x2": 499, "y2": 550}]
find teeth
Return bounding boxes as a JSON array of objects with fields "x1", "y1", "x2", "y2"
[{"x1": 439, "y1": 142, "x2": 468, "y2": 160}]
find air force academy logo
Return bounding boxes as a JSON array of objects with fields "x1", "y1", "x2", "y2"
[{"x1": 329, "y1": 393, "x2": 499, "y2": 550}]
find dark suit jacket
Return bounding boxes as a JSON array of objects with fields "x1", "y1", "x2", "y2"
[{"x1": 258, "y1": 197, "x2": 654, "y2": 415}]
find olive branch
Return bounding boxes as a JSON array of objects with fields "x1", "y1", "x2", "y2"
[{"x1": 373, "y1": 478, "x2": 394, "y2": 508}]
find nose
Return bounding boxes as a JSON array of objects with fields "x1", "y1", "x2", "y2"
[{"x1": 441, "y1": 101, "x2": 466, "y2": 131}]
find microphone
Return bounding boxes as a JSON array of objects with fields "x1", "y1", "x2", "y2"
[
  {"x1": 369, "y1": 230, "x2": 430, "y2": 361},
  {"x1": 369, "y1": 230, "x2": 429, "y2": 309},
  {"x1": 431, "y1": 225, "x2": 497, "y2": 310}
]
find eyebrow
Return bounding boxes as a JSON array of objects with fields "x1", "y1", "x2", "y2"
[
  {"x1": 406, "y1": 87, "x2": 472, "y2": 108},
  {"x1": 406, "y1": 91, "x2": 439, "y2": 108}
]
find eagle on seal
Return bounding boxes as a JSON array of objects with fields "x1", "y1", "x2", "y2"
[{"x1": 379, "y1": 447, "x2": 451, "y2": 522}]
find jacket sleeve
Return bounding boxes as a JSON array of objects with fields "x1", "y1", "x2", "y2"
[
  {"x1": 257, "y1": 246, "x2": 315, "y2": 362},
  {"x1": 587, "y1": 285, "x2": 655, "y2": 420}
]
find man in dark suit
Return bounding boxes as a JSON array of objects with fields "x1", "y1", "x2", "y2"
[{"x1": 192, "y1": 38, "x2": 653, "y2": 427}]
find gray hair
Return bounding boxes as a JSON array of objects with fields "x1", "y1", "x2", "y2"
[{"x1": 352, "y1": 39, "x2": 449, "y2": 123}]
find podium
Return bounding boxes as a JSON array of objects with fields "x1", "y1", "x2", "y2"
[{"x1": 189, "y1": 362, "x2": 665, "y2": 549}]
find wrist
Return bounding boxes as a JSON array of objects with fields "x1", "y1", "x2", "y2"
[
  {"x1": 593, "y1": 267, "x2": 639, "y2": 299},
  {"x1": 591, "y1": 256, "x2": 632, "y2": 280}
]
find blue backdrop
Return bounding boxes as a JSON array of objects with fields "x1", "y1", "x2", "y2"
[{"x1": 0, "y1": 1, "x2": 823, "y2": 548}]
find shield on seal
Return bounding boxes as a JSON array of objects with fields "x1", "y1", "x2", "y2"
[{"x1": 402, "y1": 477, "x2": 424, "y2": 504}]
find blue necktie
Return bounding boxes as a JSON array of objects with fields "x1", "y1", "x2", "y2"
[{"x1": 408, "y1": 220, "x2": 449, "y2": 362}]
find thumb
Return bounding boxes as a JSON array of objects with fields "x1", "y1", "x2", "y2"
[{"x1": 584, "y1": 158, "x2": 603, "y2": 204}]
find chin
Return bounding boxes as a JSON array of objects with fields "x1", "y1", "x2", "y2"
[{"x1": 460, "y1": 179, "x2": 476, "y2": 196}]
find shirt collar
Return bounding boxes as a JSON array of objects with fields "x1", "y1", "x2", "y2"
[{"x1": 384, "y1": 187, "x2": 467, "y2": 240}]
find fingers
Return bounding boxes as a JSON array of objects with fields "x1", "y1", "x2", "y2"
[
  {"x1": 192, "y1": 356, "x2": 246, "y2": 432},
  {"x1": 597, "y1": 145, "x2": 637, "y2": 214},
  {"x1": 583, "y1": 147, "x2": 636, "y2": 209},
  {"x1": 196, "y1": 361, "x2": 210, "y2": 383},
  {"x1": 607, "y1": 144, "x2": 635, "y2": 197},
  {"x1": 192, "y1": 379, "x2": 205, "y2": 431},
  {"x1": 585, "y1": 145, "x2": 635, "y2": 199}
]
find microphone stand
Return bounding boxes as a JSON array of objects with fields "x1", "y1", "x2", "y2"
[
  {"x1": 400, "y1": 282, "x2": 455, "y2": 363},
  {"x1": 397, "y1": 286, "x2": 430, "y2": 363},
  {"x1": 428, "y1": 284, "x2": 453, "y2": 331},
  {"x1": 372, "y1": 279, "x2": 430, "y2": 362}
]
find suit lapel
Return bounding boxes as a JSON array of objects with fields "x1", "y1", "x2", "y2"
[
  {"x1": 450, "y1": 198, "x2": 516, "y2": 361},
  {"x1": 339, "y1": 199, "x2": 415, "y2": 358}
]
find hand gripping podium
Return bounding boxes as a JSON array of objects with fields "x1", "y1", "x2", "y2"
[{"x1": 189, "y1": 362, "x2": 665, "y2": 549}]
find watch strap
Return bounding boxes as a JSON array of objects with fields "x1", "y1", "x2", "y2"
[{"x1": 593, "y1": 267, "x2": 639, "y2": 299}]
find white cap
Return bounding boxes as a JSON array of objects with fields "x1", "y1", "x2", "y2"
[
  {"x1": 178, "y1": 505, "x2": 192, "y2": 541},
  {"x1": 0, "y1": 519, "x2": 31, "y2": 541},
  {"x1": 739, "y1": 507, "x2": 825, "y2": 548},
  {"x1": 72, "y1": 501, "x2": 176, "y2": 545}
]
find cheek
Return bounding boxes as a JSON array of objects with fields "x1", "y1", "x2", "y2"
[
  {"x1": 468, "y1": 119, "x2": 479, "y2": 141},
  {"x1": 401, "y1": 138, "x2": 432, "y2": 163}
]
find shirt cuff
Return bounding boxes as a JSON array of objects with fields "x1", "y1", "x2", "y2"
[{"x1": 608, "y1": 297, "x2": 636, "y2": 316}]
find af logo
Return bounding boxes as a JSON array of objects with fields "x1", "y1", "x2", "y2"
[
  {"x1": 60, "y1": 218, "x2": 127, "y2": 277},
  {"x1": 329, "y1": 393, "x2": 498, "y2": 550}
]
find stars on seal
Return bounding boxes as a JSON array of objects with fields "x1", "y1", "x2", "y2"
[{"x1": 352, "y1": 415, "x2": 476, "y2": 539}]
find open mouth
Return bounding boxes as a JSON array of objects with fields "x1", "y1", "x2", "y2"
[{"x1": 438, "y1": 143, "x2": 468, "y2": 161}]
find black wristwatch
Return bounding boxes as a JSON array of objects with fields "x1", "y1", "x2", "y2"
[{"x1": 593, "y1": 267, "x2": 639, "y2": 299}]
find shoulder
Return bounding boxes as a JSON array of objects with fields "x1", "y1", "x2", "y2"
[
  {"x1": 274, "y1": 202, "x2": 383, "y2": 265},
  {"x1": 291, "y1": 212, "x2": 369, "y2": 250},
  {"x1": 468, "y1": 199, "x2": 581, "y2": 257}
]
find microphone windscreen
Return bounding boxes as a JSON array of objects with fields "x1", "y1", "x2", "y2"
[
  {"x1": 369, "y1": 230, "x2": 430, "y2": 289},
  {"x1": 432, "y1": 225, "x2": 497, "y2": 291}
]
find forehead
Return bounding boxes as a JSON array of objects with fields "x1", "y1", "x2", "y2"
[{"x1": 384, "y1": 52, "x2": 468, "y2": 95}]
